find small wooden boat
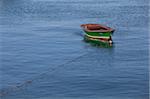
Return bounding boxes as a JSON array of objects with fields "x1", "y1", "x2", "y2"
[
  {"x1": 81, "y1": 24, "x2": 115, "y2": 47},
  {"x1": 84, "y1": 35, "x2": 113, "y2": 47},
  {"x1": 81, "y1": 24, "x2": 114, "y2": 38}
]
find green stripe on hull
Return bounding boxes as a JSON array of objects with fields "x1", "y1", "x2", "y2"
[
  {"x1": 84, "y1": 36, "x2": 113, "y2": 48},
  {"x1": 85, "y1": 31, "x2": 112, "y2": 37}
]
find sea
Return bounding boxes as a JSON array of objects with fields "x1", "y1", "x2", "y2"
[{"x1": 0, "y1": 0, "x2": 149, "y2": 99}]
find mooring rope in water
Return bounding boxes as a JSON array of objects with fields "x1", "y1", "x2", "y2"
[{"x1": 0, "y1": 52, "x2": 89, "y2": 97}]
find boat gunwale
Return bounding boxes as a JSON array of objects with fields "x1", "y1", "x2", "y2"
[
  {"x1": 81, "y1": 24, "x2": 115, "y2": 33},
  {"x1": 85, "y1": 34, "x2": 110, "y2": 39}
]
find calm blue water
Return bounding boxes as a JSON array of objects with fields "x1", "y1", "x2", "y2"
[{"x1": 0, "y1": 0, "x2": 149, "y2": 99}]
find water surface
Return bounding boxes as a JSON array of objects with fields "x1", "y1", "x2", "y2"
[{"x1": 0, "y1": 0, "x2": 149, "y2": 99}]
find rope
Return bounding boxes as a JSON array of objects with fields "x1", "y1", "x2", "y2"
[{"x1": 0, "y1": 52, "x2": 89, "y2": 97}]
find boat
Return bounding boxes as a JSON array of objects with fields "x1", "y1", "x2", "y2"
[
  {"x1": 83, "y1": 35, "x2": 113, "y2": 47},
  {"x1": 81, "y1": 24, "x2": 114, "y2": 47}
]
